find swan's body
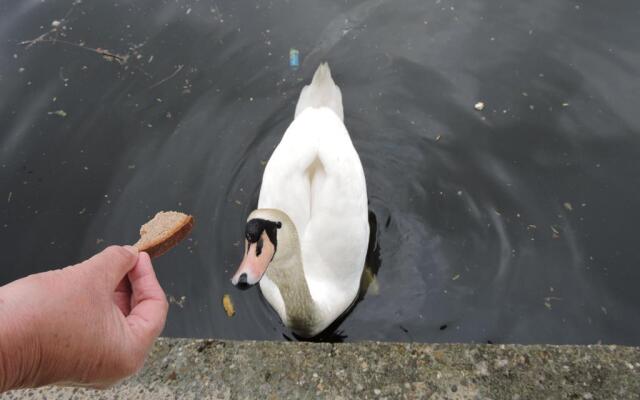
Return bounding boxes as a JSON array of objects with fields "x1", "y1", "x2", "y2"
[{"x1": 232, "y1": 64, "x2": 369, "y2": 337}]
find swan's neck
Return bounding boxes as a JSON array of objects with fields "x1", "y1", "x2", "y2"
[{"x1": 265, "y1": 233, "x2": 319, "y2": 334}]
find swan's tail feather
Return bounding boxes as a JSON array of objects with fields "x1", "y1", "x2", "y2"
[{"x1": 294, "y1": 63, "x2": 344, "y2": 121}]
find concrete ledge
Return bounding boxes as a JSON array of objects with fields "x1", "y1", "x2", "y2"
[{"x1": 3, "y1": 338, "x2": 639, "y2": 399}]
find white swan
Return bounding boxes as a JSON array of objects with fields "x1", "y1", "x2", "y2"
[{"x1": 231, "y1": 63, "x2": 369, "y2": 338}]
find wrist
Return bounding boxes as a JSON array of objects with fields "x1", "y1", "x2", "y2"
[{"x1": 0, "y1": 280, "x2": 44, "y2": 392}]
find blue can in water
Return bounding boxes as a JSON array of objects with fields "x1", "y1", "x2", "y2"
[{"x1": 289, "y1": 48, "x2": 300, "y2": 69}]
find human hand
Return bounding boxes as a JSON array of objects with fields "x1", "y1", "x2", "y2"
[{"x1": 0, "y1": 246, "x2": 168, "y2": 390}]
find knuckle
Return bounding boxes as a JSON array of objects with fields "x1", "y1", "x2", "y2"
[
  {"x1": 98, "y1": 246, "x2": 136, "y2": 274},
  {"x1": 104, "y1": 245, "x2": 134, "y2": 263}
]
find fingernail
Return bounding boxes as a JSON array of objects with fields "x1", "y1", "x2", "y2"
[{"x1": 124, "y1": 245, "x2": 139, "y2": 256}]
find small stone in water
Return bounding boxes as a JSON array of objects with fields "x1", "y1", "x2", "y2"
[{"x1": 474, "y1": 101, "x2": 485, "y2": 111}]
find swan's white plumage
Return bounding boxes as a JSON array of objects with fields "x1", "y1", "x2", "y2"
[
  {"x1": 294, "y1": 63, "x2": 344, "y2": 121},
  {"x1": 257, "y1": 63, "x2": 368, "y2": 335}
]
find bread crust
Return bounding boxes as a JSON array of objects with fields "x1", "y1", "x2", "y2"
[{"x1": 134, "y1": 213, "x2": 194, "y2": 258}]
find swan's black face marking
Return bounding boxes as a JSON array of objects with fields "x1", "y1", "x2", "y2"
[
  {"x1": 256, "y1": 238, "x2": 264, "y2": 256},
  {"x1": 245, "y1": 218, "x2": 281, "y2": 256},
  {"x1": 233, "y1": 218, "x2": 282, "y2": 287}
]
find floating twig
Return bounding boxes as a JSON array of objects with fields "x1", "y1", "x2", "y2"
[
  {"x1": 148, "y1": 64, "x2": 185, "y2": 89},
  {"x1": 20, "y1": 38, "x2": 129, "y2": 65}
]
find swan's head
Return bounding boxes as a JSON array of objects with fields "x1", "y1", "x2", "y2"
[{"x1": 231, "y1": 209, "x2": 290, "y2": 288}]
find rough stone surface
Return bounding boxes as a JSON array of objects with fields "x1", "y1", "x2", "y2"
[{"x1": 3, "y1": 338, "x2": 639, "y2": 399}]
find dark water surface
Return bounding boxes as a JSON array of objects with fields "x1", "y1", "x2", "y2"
[{"x1": 1, "y1": 0, "x2": 639, "y2": 344}]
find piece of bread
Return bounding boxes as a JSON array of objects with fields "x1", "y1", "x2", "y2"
[{"x1": 133, "y1": 211, "x2": 194, "y2": 258}]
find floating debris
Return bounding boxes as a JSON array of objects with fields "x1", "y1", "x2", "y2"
[
  {"x1": 452, "y1": 274, "x2": 461, "y2": 281},
  {"x1": 223, "y1": 294, "x2": 235, "y2": 317},
  {"x1": 95, "y1": 48, "x2": 129, "y2": 65},
  {"x1": 562, "y1": 102, "x2": 570, "y2": 107},
  {"x1": 435, "y1": 134, "x2": 442, "y2": 142},
  {"x1": 48, "y1": 110, "x2": 67, "y2": 117},
  {"x1": 51, "y1": 20, "x2": 61, "y2": 28},
  {"x1": 474, "y1": 101, "x2": 485, "y2": 111},
  {"x1": 289, "y1": 48, "x2": 300, "y2": 70},
  {"x1": 186, "y1": 7, "x2": 192, "y2": 15},
  {"x1": 551, "y1": 225, "x2": 560, "y2": 239},
  {"x1": 563, "y1": 202, "x2": 573, "y2": 211},
  {"x1": 149, "y1": 64, "x2": 184, "y2": 89},
  {"x1": 544, "y1": 296, "x2": 562, "y2": 310},
  {"x1": 78, "y1": 208, "x2": 86, "y2": 215},
  {"x1": 7, "y1": 192, "x2": 12, "y2": 203},
  {"x1": 169, "y1": 295, "x2": 187, "y2": 308}
]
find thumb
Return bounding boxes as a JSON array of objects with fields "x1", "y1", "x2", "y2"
[
  {"x1": 83, "y1": 245, "x2": 139, "y2": 287},
  {"x1": 126, "y1": 252, "x2": 168, "y2": 349}
]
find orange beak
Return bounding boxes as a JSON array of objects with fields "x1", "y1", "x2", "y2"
[{"x1": 231, "y1": 231, "x2": 275, "y2": 287}]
